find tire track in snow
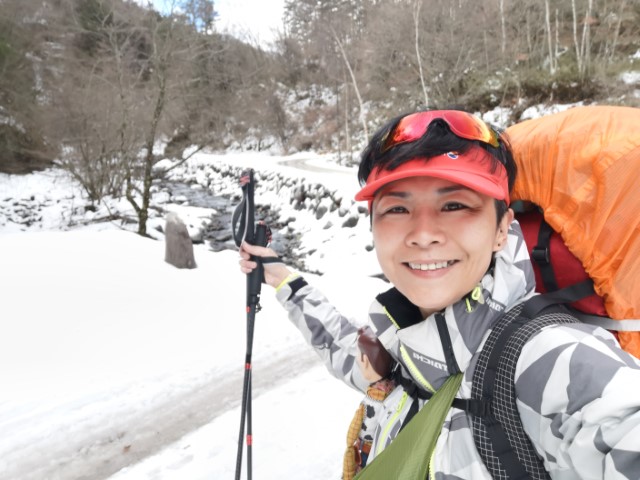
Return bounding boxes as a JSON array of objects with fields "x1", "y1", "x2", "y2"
[{"x1": 3, "y1": 346, "x2": 321, "y2": 480}]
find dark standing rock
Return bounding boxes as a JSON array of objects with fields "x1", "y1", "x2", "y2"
[{"x1": 165, "y1": 212, "x2": 197, "y2": 269}]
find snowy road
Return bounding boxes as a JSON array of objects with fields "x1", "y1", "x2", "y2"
[
  {"x1": 277, "y1": 157, "x2": 354, "y2": 175},
  {"x1": 0, "y1": 152, "x2": 378, "y2": 480},
  {"x1": 2, "y1": 344, "x2": 321, "y2": 480}
]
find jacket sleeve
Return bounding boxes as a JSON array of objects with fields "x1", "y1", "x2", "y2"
[
  {"x1": 275, "y1": 276, "x2": 369, "y2": 392},
  {"x1": 515, "y1": 323, "x2": 640, "y2": 479}
]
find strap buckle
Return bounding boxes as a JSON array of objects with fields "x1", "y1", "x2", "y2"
[
  {"x1": 454, "y1": 398, "x2": 492, "y2": 417},
  {"x1": 531, "y1": 246, "x2": 550, "y2": 264}
]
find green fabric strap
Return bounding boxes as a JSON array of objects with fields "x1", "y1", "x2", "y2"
[{"x1": 354, "y1": 373, "x2": 463, "y2": 480}]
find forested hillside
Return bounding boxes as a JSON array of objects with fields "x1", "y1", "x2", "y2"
[{"x1": 1, "y1": 0, "x2": 639, "y2": 231}]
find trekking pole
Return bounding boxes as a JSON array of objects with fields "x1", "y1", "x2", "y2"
[{"x1": 232, "y1": 169, "x2": 268, "y2": 480}]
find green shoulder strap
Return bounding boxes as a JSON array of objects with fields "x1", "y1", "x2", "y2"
[{"x1": 355, "y1": 373, "x2": 463, "y2": 480}]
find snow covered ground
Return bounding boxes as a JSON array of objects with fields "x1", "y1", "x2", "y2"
[
  {"x1": 0, "y1": 102, "x2": 597, "y2": 479},
  {"x1": 0, "y1": 151, "x2": 387, "y2": 480}
]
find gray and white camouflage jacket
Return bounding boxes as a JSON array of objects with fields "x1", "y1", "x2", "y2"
[{"x1": 275, "y1": 222, "x2": 640, "y2": 479}]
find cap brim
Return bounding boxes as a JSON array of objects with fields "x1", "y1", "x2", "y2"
[
  {"x1": 355, "y1": 150, "x2": 509, "y2": 204},
  {"x1": 355, "y1": 167, "x2": 507, "y2": 202}
]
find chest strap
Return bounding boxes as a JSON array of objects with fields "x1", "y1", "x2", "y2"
[{"x1": 394, "y1": 372, "x2": 492, "y2": 417}]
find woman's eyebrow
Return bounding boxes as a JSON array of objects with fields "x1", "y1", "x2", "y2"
[
  {"x1": 438, "y1": 185, "x2": 473, "y2": 194},
  {"x1": 377, "y1": 183, "x2": 475, "y2": 199},
  {"x1": 379, "y1": 190, "x2": 410, "y2": 199},
  {"x1": 384, "y1": 185, "x2": 472, "y2": 196}
]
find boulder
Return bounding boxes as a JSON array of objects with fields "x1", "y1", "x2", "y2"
[{"x1": 164, "y1": 212, "x2": 197, "y2": 269}]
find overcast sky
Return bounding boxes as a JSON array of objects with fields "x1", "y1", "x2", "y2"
[
  {"x1": 139, "y1": 0, "x2": 286, "y2": 46},
  {"x1": 215, "y1": 0, "x2": 285, "y2": 45}
]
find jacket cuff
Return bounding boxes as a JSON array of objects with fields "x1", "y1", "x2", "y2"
[{"x1": 275, "y1": 276, "x2": 308, "y2": 302}]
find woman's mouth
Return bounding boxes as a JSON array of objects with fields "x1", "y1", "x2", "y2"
[{"x1": 407, "y1": 260, "x2": 457, "y2": 271}]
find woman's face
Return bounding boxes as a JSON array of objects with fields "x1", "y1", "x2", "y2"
[{"x1": 371, "y1": 176, "x2": 512, "y2": 318}]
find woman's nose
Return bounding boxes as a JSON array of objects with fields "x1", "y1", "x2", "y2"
[{"x1": 405, "y1": 213, "x2": 445, "y2": 247}]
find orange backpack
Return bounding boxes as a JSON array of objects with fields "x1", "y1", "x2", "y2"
[{"x1": 506, "y1": 105, "x2": 640, "y2": 357}]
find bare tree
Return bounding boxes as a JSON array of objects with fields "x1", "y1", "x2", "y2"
[
  {"x1": 573, "y1": 0, "x2": 594, "y2": 77},
  {"x1": 283, "y1": 0, "x2": 369, "y2": 152},
  {"x1": 499, "y1": 0, "x2": 507, "y2": 55},
  {"x1": 607, "y1": 0, "x2": 627, "y2": 62},
  {"x1": 50, "y1": 0, "x2": 216, "y2": 235},
  {"x1": 0, "y1": 0, "x2": 56, "y2": 173},
  {"x1": 5, "y1": 0, "x2": 640, "y2": 183},
  {"x1": 330, "y1": 26, "x2": 368, "y2": 141},
  {"x1": 545, "y1": 0, "x2": 557, "y2": 74},
  {"x1": 50, "y1": 0, "x2": 143, "y2": 202},
  {"x1": 414, "y1": 0, "x2": 429, "y2": 108}
]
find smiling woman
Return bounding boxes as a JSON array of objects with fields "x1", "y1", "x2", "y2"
[{"x1": 239, "y1": 109, "x2": 640, "y2": 479}]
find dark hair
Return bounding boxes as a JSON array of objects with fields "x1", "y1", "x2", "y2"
[{"x1": 357, "y1": 111, "x2": 517, "y2": 224}]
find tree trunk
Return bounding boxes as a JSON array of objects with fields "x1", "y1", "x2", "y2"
[
  {"x1": 137, "y1": 68, "x2": 167, "y2": 237},
  {"x1": 343, "y1": 73, "x2": 352, "y2": 160},
  {"x1": 499, "y1": 0, "x2": 506, "y2": 56},
  {"x1": 580, "y1": 0, "x2": 594, "y2": 76},
  {"x1": 545, "y1": 0, "x2": 556, "y2": 74},
  {"x1": 413, "y1": 0, "x2": 429, "y2": 108},
  {"x1": 572, "y1": 0, "x2": 583, "y2": 74},
  {"x1": 609, "y1": 0, "x2": 627, "y2": 61},
  {"x1": 330, "y1": 27, "x2": 368, "y2": 142}
]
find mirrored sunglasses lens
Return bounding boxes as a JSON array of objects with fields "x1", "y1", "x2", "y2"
[{"x1": 383, "y1": 111, "x2": 499, "y2": 152}]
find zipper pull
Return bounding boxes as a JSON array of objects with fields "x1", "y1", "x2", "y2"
[{"x1": 465, "y1": 285, "x2": 485, "y2": 313}]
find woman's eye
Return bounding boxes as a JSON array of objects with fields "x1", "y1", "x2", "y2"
[
  {"x1": 384, "y1": 205, "x2": 408, "y2": 214},
  {"x1": 442, "y1": 202, "x2": 467, "y2": 211}
]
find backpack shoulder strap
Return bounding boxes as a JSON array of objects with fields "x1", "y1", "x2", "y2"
[
  {"x1": 530, "y1": 215, "x2": 559, "y2": 292},
  {"x1": 521, "y1": 279, "x2": 595, "y2": 318},
  {"x1": 470, "y1": 298, "x2": 579, "y2": 480}
]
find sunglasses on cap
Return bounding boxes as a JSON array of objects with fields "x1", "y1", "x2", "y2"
[{"x1": 381, "y1": 110, "x2": 500, "y2": 153}]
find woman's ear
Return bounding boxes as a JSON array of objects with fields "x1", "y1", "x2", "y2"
[{"x1": 494, "y1": 208, "x2": 514, "y2": 251}]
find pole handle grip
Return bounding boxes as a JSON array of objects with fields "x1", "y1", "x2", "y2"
[{"x1": 247, "y1": 223, "x2": 268, "y2": 301}]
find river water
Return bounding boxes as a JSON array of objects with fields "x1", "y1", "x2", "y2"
[{"x1": 158, "y1": 180, "x2": 302, "y2": 270}]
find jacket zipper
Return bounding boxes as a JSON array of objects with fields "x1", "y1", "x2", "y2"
[
  {"x1": 400, "y1": 344, "x2": 436, "y2": 393},
  {"x1": 383, "y1": 306, "x2": 436, "y2": 394},
  {"x1": 375, "y1": 390, "x2": 408, "y2": 456}
]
